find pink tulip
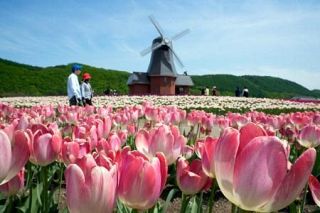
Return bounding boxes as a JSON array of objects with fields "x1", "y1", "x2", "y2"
[
  {"x1": 309, "y1": 175, "x2": 320, "y2": 207},
  {"x1": 117, "y1": 130, "x2": 128, "y2": 145},
  {"x1": 291, "y1": 112, "x2": 312, "y2": 130},
  {"x1": 62, "y1": 138, "x2": 83, "y2": 165},
  {"x1": 65, "y1": 154, "x2": 117, "y2": 213},
  {"x1": 313, "y1": 113, "x2": 320, "y2": 125},
  {"x1": 228, "y1": 113, "x2": 250, "y2": 129},
  {"x1": 145, "y1": 107, "x2": 160, "y2": 122},
  {"x1": 194, "y1": 139, "x2": 205, "y2": 159},
  {"x1": 100, "y1": 133, "x2": 122, "y2": 152},
  {"x1": 182, "y1": 145, "x2": 194, "y2": 159},
  {"x1": 118, "y1": 149, "x2": 167, "y2": 210},
  {"x1": 95, "y1": 116, "x2": 112, "y2": 139},
  {"x1": 127, "y1": 123, "x2": 136, "y2": 135},
  {"x1": 0, "y1": 130, "x2": 30, "y2": 184},
  {"x1": 28, "y1": 124, "x2": 62, "y2": 166},
  {"x1": 298, "y1": 124, "x2": 320, "y2": 148},
  {"x1": 176, "y1": 157, "x2": 209, "y2": 195},
  {"x1": 0, "y1": 168, "x2": 24, "y2": 196},
  {"x1": 135, "y1": 124, "x2": 186, "y2": 165},
  {"x1": 279, "y1": 121, "x2": 297, "y2": 142},
  {"x1": 72, "y1": 124, "x2": 98, "y2": 150},
  {"x1": 214, "y1": 124, "x2": 316, "y2": 212},
  {"x1": 200, "y1": 136, "x2": 219, "y2": 178}
]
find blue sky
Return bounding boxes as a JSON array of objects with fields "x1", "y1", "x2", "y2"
[{"x1": 0, "y1": 0, "x2": 320, "y2": 90}]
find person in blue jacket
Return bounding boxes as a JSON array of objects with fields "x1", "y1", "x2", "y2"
[{"x1": 67, "y1": 64, "x2": 83, "y2": 106}]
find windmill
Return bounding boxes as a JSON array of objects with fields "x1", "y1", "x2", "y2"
[
  {"x1": 140, "y1": 15, "x2": 190, "y2": 77},
  {"x1": 127, "y1": 16, "x2": 193, "y2": 95}
]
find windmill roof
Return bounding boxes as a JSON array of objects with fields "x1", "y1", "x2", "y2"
[
  {"x1": 175, "y1": 75, "x2": 194, "y2": 86},
  {"x1": 147, "y1": 38, "x2": 177, "y2": 77},
  {"x1": 127, "y1": 72, "x2": 149, "y2": 85}
]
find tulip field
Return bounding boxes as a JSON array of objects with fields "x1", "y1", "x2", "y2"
[{"x1": 0, "y1": 96, "x2": 320, "y2": 213}]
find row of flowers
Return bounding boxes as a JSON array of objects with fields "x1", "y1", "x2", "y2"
[
  {"x1": 1, "y1": 95, "x2": 320, "y2": 111},
  {"x1": 0, "y1": 101, "x2": 320, "y2": 212}
]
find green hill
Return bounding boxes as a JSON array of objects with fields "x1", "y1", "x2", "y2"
[
  {"x1": 0, "y1": 58, "x2": 130, "y2": 97},
  {"x1": 191, "y1": 74, "x2": 318, "y2": 98},
  {"x1": 312, "y1": 89, "x2": 320, "y2": 97},
  {"x1": 0, "y1": 58, "x2": 318, "y2": 98}
]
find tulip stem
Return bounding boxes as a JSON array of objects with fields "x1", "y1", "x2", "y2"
[
  {"x1": 300, "y1": 183, "x2": 308, "y2": 213},
  {"x1": 198, "y1": 191, "x2": 204, "y2": 213},
  {"x1": 195, "y1": 124, "x2": 200, "y2": 141},
  {"x1": 231, "y1": 204, "x2": 238, "y2": 213},
  {"x1": 289, "y1": 202, "x2": 298, "y2": 213},
  {"x1": 57, "y1": 163, "x2": 64, "y2": 209},
  {"x1": 207, "y1": 179, "x2": 217, "y2": 213},
  {"x1": 180, "y1": 193, "x2": 188, "y2": 213},
  {"x1": 26, "y1": 162, "x2": 33, "y2": 212},
  {"x1": 41, "y1": 166, "x2": 49, "y2": 213},
  {"x1": 6, "y1": 196, "x2": 14, "y2": 213}
]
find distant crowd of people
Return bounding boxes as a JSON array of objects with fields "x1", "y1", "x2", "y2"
[{"x1": 201, "y1": 86, "x2": 249, "y2": 97}]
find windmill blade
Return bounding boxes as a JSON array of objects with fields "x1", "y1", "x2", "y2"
[
  {"x1": 140, "y1": 46, "x2": 153, "y2": 56},
  {"x1": 170, "y1": 47, "x2": 184, "y2": 68},
  {"x1": 140, "y1": 42, "x2": 164, "y2": 56},
  {"x1": 171, "y1": 29, "x2": 190, "y2": 41},
  {"x1": 149, "y1": 15, "x2": 165, "y2": 38}
]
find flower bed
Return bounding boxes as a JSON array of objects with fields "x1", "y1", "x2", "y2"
[{"x1": 0, "y1": 100, "x2": 320, "y2": 212}]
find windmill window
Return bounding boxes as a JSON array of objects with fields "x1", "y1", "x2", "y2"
[{"x1": 163, "y1": 77, "x2": 167, "y2": 83}]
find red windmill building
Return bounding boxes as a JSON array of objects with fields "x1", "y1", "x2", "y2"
[{"x1": 127, "y1": 16, "x2": 193, "y2": 95}]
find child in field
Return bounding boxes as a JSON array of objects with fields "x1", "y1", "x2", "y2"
[{"x1": 81, "y1": 73, "x2": 93, "y2": 106}]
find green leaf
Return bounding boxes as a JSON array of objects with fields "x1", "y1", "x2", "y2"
[
  {"x1": 36, "y1": 183, "x2": 43, "y2": 207},
  {"x1": 161, "y1": 188, "x2": 177, "y2": 213},
  {"x1": 191, "y1": 197, "x2": 199, "y2": 213},
  {"x1": 312, "y1": 147, "x2": 320, "y2": 177}
]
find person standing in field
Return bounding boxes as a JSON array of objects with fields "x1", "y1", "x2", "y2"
[
  {"x1": 235, "y1": 86, "x2": 241, "y2": 97},
  {"x1": 242, "y1": 86, "x2": 249, "y2": 97},
  {"x1": 204, "y1": 87, "x2": 209, "y2": 96},
  {"x1": 67, "y1": 64, "x2": 83, "y2": 106},
  {"x1": 81, "y1": 73, "x2": 93, "y2": 106},
  {"x1": 212, "y1": 86, "x2": 220, "y2": 96}
]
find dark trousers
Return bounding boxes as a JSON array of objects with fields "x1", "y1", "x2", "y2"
[
  {"x1": 83, "y1": 98, "x2": 92, "y2": 106},
  {"x1": 69, "y1": 96, "x2": 84, "y2": 106},
  {"x1": 69, "y1": 96, "x2": 78, "y2": 106}
]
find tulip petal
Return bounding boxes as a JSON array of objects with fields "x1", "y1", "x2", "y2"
[
  {"x1": 233, "y1": 136, "x2": 287, "y2": 210},
  {"x1": 4, "y1": 131, "x2": 30, "y2": 183},
  {"x1": 309, "y1": 175, "x2": 320, "y2": 207},
  {"x1": 263, "y1": 148, "x2": 316, "y2": 212},
  {"x1": 202, "y1": 137, "x2": 218, "y2": 178},
  {"x1": 238, "y1": 123, "x2": 267, "y2": 154},
  {"x1": 33, "y1": 133, "x2": 55, "y2": 166},
  {"x1": 149, "y1": 127, "x2": 174, "y2": 161},
  {"x1": 65, "y1": 164, "x2": 90, "y2": 213},
  {"x1": 298, "y1": 125, "x2": 320, "y2": 148},
  {"x1": 135, "y1": 130, "x2": 150, "y2": 155},
  {"x1": 156, "y1": 152, "x2": 168, "y2": 191},
  {"x1": 214, "y1": 128, "x2": 240, "y2": 203},
  {"x1": 177, "y1": 158, "x2": 208, "y2": 195},
  {"x1": 0, "y1": 130, "x2": 12, "y2": 183},
  {"x1": 51, "y1": 134, "x2": 62, "y2": 154},
  {"x1": 90, "y1": 166, "x2": 117, "y2": 213}
]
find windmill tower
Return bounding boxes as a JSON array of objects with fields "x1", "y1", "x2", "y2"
[{"x1": 127, "y1": 16, "x2": 193, "y2": 95}]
